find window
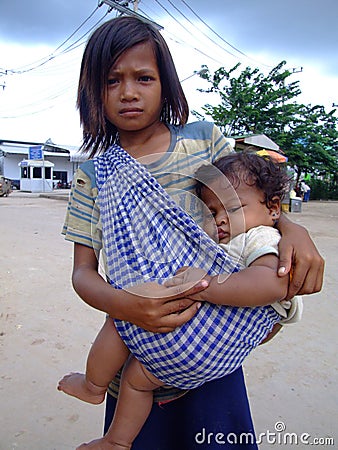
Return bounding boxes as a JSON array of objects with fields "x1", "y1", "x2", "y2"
[
  {"x1": 45, "y1": 167, "x2": 51, "y2": 179},
  {"x1": 21, "y1": 167, "x2": 29, "y2": 178},
  {"x1": 32, "y1": 167, "x2": 42, "y2": 178}
]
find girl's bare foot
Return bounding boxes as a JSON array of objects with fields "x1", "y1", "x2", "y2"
[
  {"x1": 57, "y1": 372, "x2": 106, "y2": 404},
  {"x1": 76, "y1": 437, "x2": 131, "y2": 449}
]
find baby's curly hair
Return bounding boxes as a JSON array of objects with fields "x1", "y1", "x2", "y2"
[{"x1": 195, "y1": 152, "x2": 290, "y2": 207}]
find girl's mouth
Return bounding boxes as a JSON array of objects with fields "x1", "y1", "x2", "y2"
[{"x1": 119, "y1": 108, "x2": 143, "y2": 117}]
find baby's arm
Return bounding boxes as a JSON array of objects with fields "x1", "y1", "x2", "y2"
[
  {"x1": 168, "y1": 253, "x2": 288, "y2": 307},
  {"x1": 204, "y1": 253, "x2": 288, "y2": 307}
]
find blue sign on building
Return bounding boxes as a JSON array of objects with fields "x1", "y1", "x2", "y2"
[{"x1": 29, "y1": 145, "x2": 43, "y2": 160}]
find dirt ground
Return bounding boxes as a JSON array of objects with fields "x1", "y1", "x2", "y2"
[{"x1": 0, "y1": 193, "x2": 337, "y2": 449}]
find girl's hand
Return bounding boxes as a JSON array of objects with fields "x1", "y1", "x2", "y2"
[
  {"x1": 72, "y1": 243, "x2": 209, "y2": 334},
  {"x1": 277, "y1": 217, "x2": 324, "y2": 300},
  {"x1": 120, "y1": 277, "x2": 209, "y2": 333},
  {"x1": 164, "y1": 267, "x2": 211, "y2": 302}
]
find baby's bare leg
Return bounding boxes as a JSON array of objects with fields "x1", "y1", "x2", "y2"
[
  {"x1": 58, "y1": 317, "x2": 129, "y2": 404},
  {"x1": 106, "y1": 356, "x2": 164, "y2": 448},
  {"x1": 76, "y1": 356, "x2": 164, "y2": 449}
]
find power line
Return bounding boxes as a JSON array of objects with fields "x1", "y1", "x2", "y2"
[
  {"x1": 165, "y1": 0, "x2": 239, "y2": 59},
  {"x1": 148, "y1": 0, "x2": 236, "y2": 65},
  {"x1": 178, "y1": 0, "x2": 273, "y2": 68},
  {"x1": 140, "y1": 0, "x2": 273, "y2": 71},
  {"x1": 49, "y1": 6, "x2": 101, "y2": 58},
  {"x1": 1, "y1": 2, "x2": 160, "y2": 118},
  {"x1": 99, "y1": 0, "x2": 163, "y2": 29},
  {"x1": 0, "y1": 75, "x2": 77, "y2": 118},
  {"x1": 4, "y1": 6, "x2": 106, "y2": 75},
  {"x1": 136, "y1": 4, "x2": 223, "y2": 66}
]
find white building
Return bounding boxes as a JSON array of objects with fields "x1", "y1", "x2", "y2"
[{"x1": 0, "y1": 139, "x2": 86, "y2": 190}]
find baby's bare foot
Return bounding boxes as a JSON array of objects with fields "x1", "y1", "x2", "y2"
[
  {"x1": 57, "y1": 372, "x2": 106, "y2": 404},
  {"x1": 76, "y1": 437, "x2": 131, "y2": 449}
]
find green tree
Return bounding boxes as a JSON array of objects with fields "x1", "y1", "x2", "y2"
[
  {"x1": 193, "y1": 61, "x2": 301, "y2": 136},
  {"x1": 194, "y1": 62, "x2": 338, "y2": 193},
  {"x1": 275, "y1": 105, "x2": 338, "y2": 184}
]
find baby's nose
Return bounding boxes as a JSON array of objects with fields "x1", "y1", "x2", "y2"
[{"x1": 216, "y1": 212, "x2": 229, "y2": 225}]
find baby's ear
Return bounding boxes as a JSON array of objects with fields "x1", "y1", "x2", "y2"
[{"x1": 268, "y1": 196, "x2": 281, "y2": 221}]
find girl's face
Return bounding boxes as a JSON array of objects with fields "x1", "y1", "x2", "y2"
[
  {"x1": 104, "y1": 41, "x2": 163, "y2": 134},
  {"x1": 201, "y1": 178, "x2": 280, "y2": 244}
]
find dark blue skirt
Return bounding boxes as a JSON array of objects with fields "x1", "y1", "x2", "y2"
[{"x1": 104, "y1": 367, "x2": 258, "y2": 449}]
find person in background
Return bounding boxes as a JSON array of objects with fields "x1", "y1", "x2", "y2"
[{"x1": 301, "y1": 180, "x2": 311, "y2": 202}]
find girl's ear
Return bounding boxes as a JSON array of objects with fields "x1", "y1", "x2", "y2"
[{"x1": 268, "y1": 196, "x2": 281, "y2": 222}]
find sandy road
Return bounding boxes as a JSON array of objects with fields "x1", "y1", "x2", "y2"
[
  {"x1": 0, "y1": 194, "x2": 337, "y2": 449},
  {"x1": 0, "y1": 194, "x2": 106, "y2": 450},
  {"x1": 244, "y1": 201, "x2": 338, "y2": 449}
]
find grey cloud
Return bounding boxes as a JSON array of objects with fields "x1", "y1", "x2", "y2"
[
  {"x1": 0, "y1": 0, "x2": 103, "y2": 44},
  {"x1": 0, "y1": 0, "x2": 337, "y2": 74},
  {"x1": 192, "y1": 0, "x2": 338, "y2": 70}
]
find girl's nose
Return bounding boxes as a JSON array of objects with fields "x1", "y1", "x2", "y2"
[{"x1": 121, "y1": 81, "x2": 138, "y2": 101}]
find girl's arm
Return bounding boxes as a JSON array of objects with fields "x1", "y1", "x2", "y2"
[
  {"x1": 275, "y1": 214, "x2": 324, "y2": 299},
  {"x1": 166, "y1": 253, "x2": 288, "y2": 307},
  {"x1": 72, "y1": 243, "x2": 207, "y2": 333}
]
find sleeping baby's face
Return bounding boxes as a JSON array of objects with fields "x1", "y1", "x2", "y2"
[{"x1": 200, "y1": 178, "x2": 275, "y2": 244}]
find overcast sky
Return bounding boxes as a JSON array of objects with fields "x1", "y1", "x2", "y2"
[{"x1": 0, "y1": 0, "x2": 337, "y2": 145}]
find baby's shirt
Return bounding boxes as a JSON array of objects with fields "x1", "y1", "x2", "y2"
[{"x1": 219, "y1": 225, "x2": 303, "y2": 324}]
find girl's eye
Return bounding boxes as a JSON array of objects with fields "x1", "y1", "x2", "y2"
[
  {"x1": 139, "y1": 75, "x2": 153, "y2": 82},
  {"x1": 107, "y1": 78, "x2": 118, "y2": 85}
]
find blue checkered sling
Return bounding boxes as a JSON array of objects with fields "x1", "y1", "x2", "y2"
[{"x1": 94, "y1": 144, "x2": 280, "y2": 389}]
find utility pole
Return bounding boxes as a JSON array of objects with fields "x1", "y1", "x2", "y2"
[
  {"x1": 133, "y1": 0, "x2": 139, "y2": 12},
  {"x1": 98, "y1": 0, "x2": 162, "y2": 29},
  {"x1": 0, "y1": 69, "x2": 6, "y2": 91},
  {"x1": 291, "y1": 67, "x2": 303, "y2": 74}
]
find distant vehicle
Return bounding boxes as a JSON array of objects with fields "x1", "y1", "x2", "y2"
[
  {"x1": 0, "y1": 176, "x2": 12, "y2": 196},
  {"x1": 10, "y1": 179, "x2": 20, "y2": 190},
  {"x1": 53, "y1": 179, "x2": 71, "y2": 189}
]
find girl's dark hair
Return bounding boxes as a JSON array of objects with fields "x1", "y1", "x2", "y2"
[
  {"x1": 77, "y1": 16, "x2": 189, "y2": 157},
  {"x1": 195, "y1": 152, "x2": 290, "y2": 207}
]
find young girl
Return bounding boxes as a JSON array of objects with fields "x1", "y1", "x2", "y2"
[{"x1": 60, "y1": 15, "x2": 323, "y2": 450}]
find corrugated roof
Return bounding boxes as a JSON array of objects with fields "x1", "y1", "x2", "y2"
[
  {"x1": 0, "y1": 144, "x2": 69, "y2": 158},
  {"x1": 233, "y1": 134, "x2": 280, "y2": 151}
]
